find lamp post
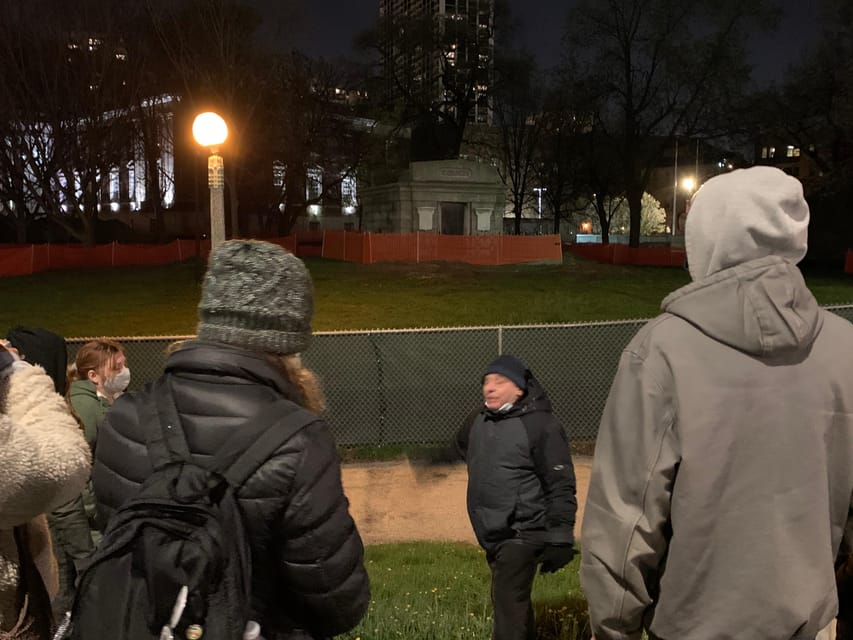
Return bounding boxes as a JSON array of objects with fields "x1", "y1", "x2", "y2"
[
  {"x1": 533, "y1": 187, "x2": 547, "y2": 235},
  {"x1": 192, "y1": 112, "x2": 228, "y2": 251},
  {"x1": 671, "y1": 137, "x2": 678, "y2": 236}
]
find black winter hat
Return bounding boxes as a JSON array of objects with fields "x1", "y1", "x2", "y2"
[
  {"x1": 197, "y1": 240, "x2": 314, "y2": 355},
  {"x1": 483, "y1": 354, "x2": 529, "y2": 390},
  {"x1": 0, "y1": 348, "x2": 15, "y2": 378}
]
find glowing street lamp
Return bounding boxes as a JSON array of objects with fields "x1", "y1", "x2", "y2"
[
  {"x1": 681, "y1": 176, "x2": 696, "y2": 192},
  {"x1": 192, "y1": 112, "x2": 228, "y2": 251}
]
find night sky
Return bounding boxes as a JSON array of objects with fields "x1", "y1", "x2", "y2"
[{"x1": 267, "y1": 0, "x2": 821, "y2": 87}]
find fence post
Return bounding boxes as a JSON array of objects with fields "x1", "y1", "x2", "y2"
[{"x1": 498, "y1": 325, "x2": 503, "y2": 355}]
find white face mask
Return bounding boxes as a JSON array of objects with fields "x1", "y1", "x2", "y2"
[
  {"x1": 484, "y1": 401, "x2": 514, "y2": 413},
  {"x1": 103, "y1": 366, "x2": 131, "y2": 396}
]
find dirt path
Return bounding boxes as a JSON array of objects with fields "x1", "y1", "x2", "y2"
[{"x1": 341, "y1": 456, "x2": 592, "y2": 545}]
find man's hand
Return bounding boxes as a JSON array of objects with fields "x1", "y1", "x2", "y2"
[{"x1": 540, "y1": 544, "x2": 575, "y2": 573}]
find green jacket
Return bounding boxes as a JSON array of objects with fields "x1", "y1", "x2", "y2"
[{"x1": 68, "y1": 379, "x2": 110, "y2": 450}]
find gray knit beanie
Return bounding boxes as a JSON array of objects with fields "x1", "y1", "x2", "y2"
[{"x1": 197, "y1": 240, "x2": 313, "y2": 354}]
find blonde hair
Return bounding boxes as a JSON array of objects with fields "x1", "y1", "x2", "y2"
[
  {"x1": 66, "y1": 338, "x2": 125, "y2": 396},
  {"x1": 265, "y1": 353, "x2": 325, "y2": 414}
]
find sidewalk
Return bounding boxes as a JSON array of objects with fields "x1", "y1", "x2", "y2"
[{"x1": 341, "y1": 456, "x2": 592, "y2": 545}]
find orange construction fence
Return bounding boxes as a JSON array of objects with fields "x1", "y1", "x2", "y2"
[
  {"x1": 321, "y1": 231, "x2": 562, "y2": 265},
  {"x1": 567, "y1": 243, "x2": 686, "y2": 267},
  {"x1": 0, "y1": 232, "x2": 561, "y2": 277}
]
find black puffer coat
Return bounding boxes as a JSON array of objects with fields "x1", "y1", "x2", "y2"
[
  {"x1": 92, "y1": 341, "x2": 369, "y2": 640},
  {"x1": 456, "y1": 376, "x2": 577, "y2": 552}
]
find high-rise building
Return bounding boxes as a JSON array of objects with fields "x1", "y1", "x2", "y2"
[{"x1": 379, "y1": 0, "x2": 494, "y2": 125}]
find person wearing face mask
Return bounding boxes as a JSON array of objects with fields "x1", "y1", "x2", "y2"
[
  {"x1": 66, "y1": 339, "x2": 130, "y2": 450},
  {"x1": 456, "y1": 354, "x2": 578, "y2": 640},
  {"x1": 47, "y1": 339, "x2": 129, "y2": 617}
]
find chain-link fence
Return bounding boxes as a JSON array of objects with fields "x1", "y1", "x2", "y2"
[{"x1": 68, "y1": 304, "x2": 853, "y2": 451}]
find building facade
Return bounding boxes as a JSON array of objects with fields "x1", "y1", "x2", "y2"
[{"x1": 379, "y1": 0, "x2": 494, "y2": 126}]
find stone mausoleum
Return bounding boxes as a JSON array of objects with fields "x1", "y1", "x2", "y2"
[{"x1": 359, "y1": 160, "x2": 505, "y2": 235}]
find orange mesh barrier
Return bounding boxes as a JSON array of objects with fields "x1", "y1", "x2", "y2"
[
  {"x1": 321, "y1": 231, "x2": 346, "y2": 260},
  {"x1": 176, "y1": 238, "x2": 210, "y2": 260},
  {"x1": 366, "y1": 233, "x2": 419, "y2": 263},
  {"x1": 568, "y1": 243, "x2": 686, "y2": 267},
  {"x1": 0, "y1": 232, "x2": 561, "y2": 277},
  {"x1": 345, "y1": 232, "x2": 366, "y2": 262},
  {"x1": 0, "y1": 246, "x2": 38, "y2": 277},
  {"x1": 32, "y1": 245, "x2": 49, "y2": 273},
  {"x1": 362, "y1": 232, "x2": 561, "y2": 265},
  {"x1": 566, "y1": 244, "x2": 615, "y2": 263},
  {"x1": 112, "y1": 242, "x2": 181, "y2": 267},
  {"x1": 500, "y1": 235, "x2": 563, "y2": 264},
  {"x1": 48, "y1": 243, "x2": 114, "y2": 270}
]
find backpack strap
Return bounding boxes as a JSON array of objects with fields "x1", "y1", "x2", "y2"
[
  {"x1": 144, "y1": 377, "x2": 193, "y2": 470},
  {"x1": 210, "y1": 401, "x2": 319, "y2": 489}
]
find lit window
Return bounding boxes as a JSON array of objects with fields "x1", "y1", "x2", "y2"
[
  {"x1": 110, "y1": 167, "x2": 120, "y2": 201},
  {"x1": 306, "y1": 167, "x2": 323, "y2": 202},
  {"x1": 341, "y1": 175, "x2": 357, "y2": 208},
  {"x1": 273, "y1": 162, "x2": 285, "y2": 188},
  {"x1": 761, "y1": 147, "x2": 768, "y2": 159},
  {"x1": 769, "y1": 147, "x2": 776, "y2": 158},
  {"x1": 786, "y1": 145, "x2": 795, "y2": 157},
  {"x1": 793, "y1": 147, "x2": 801, "y2": 157}
]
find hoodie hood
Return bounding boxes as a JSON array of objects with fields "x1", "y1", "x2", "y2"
[
  {"x1": 662, "y1": 255, "x2": 822, "y2": 357},
  {"x1": 685, "y1": 166, "x2": 809, "y2": 281}
]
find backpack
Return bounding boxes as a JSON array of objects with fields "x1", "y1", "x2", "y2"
[
  {"x1": 5, "y1": 326, "x2": 67, "y2": 394},
  {"x1": 59, "y1": 377, "x2": 317, "y2": 640}
]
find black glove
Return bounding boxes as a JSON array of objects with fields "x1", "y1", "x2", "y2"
[{"x1": 540, "y1": 544, "x2": 575, "y2": 574}]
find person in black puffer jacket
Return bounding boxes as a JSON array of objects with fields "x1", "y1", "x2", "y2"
[
  {"x1": 92, "y1": 240, "x2": 369, "y2": 640},
  {"x1": 456, "y1": 355, "x2": 577, "y2": 640}
]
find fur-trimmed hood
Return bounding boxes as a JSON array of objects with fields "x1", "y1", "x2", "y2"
[{"x1": 0, "y1": 363, "x2": 91, "y2": 632}]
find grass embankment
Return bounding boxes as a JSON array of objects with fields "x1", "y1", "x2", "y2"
[
  {"x1": 339, "y1": 542, "x2": 590, "y2": 640},
  {"x1": 0, "y1": 255, "x2": 850, "y2": 337}
]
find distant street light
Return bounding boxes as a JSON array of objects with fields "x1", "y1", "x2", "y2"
[
  {"x1": 192, "y1": 112, "x2": 228, "y2": 251},
  {"x1": 681, "y1": 177, "x2": 696, "y2": 192}
]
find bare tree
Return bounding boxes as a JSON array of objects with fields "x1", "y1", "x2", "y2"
[
  {"x1": 468, "y1": 51, "x2": 544, "y2": 234},
  {"x1": 564, "y1": 0, "x2": 777, "y2": 247},
  {"x1": 0, "y1": 0, "x2": 141, "y2": 245},
  {"x1": 359, "y1": 0, "x2": 508, "y2": 161},
  {"x1": 145, "y1": 0, "x2": 272, "y2": 238},
  {"x1": 249, "y1": 53, "x2": 375, "y2": 236},
  {"x1": 755, "y1": 0, "x2": 853, "y2": 190}
]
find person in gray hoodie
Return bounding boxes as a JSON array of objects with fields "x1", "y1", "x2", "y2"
[{"x1": 580, "y1": 166, "x2": 853, "y2": 640}]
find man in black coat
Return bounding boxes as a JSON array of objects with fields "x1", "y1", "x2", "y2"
[
  {"x1": 457, "y1": 354, "x2": 577, "y2": 640},
  {"x1": 93, "y1": 240, "x2": 369, "y2": 640}
]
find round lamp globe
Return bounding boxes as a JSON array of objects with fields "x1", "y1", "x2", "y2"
[{"x1": 192, "y1": 112, "x2": 228, "y2": 148}]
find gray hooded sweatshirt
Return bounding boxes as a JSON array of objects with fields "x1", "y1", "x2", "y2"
[{"x1": 580, "y1": 167, "x2": 853, "y2": 640}]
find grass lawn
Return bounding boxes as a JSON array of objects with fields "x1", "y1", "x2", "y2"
[
  {"x1": 338, "y1": 541, "x2": 590, "y2": 640},
  {"x1": 0, "y1": 254, "x2": 850, "y2": 337}
]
